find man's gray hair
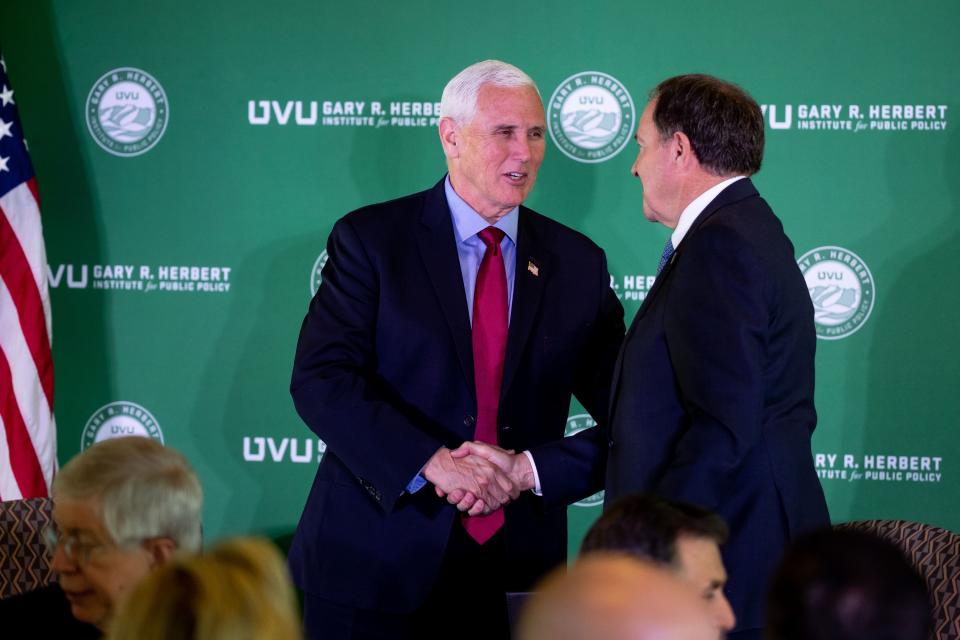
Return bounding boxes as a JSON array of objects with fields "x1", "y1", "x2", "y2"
[
  {"x1": 440, "y1": 59, "x2": 540, "y2": 125},
  {"x1": 53, "y1": 437, "x2": 203, "y2": 552}
]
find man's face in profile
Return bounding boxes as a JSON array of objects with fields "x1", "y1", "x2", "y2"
[
  {"x1": 444, "y1": 83, "x2": 546, "y2": 220},
  {"x1": 50, "y1": 496, "x2": 154, "y2": 630},
  {"x1": 631, "y1": 99, "x2": 684, "y2": 229},
  {"x1": 674, "y1": 535, "x2": 736, "y2": 637}
]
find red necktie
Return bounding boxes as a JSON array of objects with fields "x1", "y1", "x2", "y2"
[{"x1": 462, "y1": 227, "x2": 507, "y2": 544}]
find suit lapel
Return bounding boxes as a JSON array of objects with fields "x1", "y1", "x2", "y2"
[
  {"x1": 500, "y1": 207, "x2": 549, "y2": 400},
  {"x1": 629, "y1": 178, "x2": 759, "y2": 323},
  {"x1": 609, "y1": 178, "x2": 761, "y2": 418},
  {"x1": 608, "y1": 242, "x2": 681, "y2": 417},
  {"x1": 608, "y1": 245, "x2": 679, "y2": 420},
  {"x1": 630, "y1": 246, "x2": 677, "y2": 323},
  {"x1": 415, "y1": 180, "x2": 475, "y2": 391}
]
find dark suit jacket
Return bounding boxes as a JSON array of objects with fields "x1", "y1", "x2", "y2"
[
  {"x1": 605, "y1": 178, "x2": 829, "y2": 631},
  {"x1": 0, "y1": 583, "x2": 101, "y2": 639},
  {"x1": 290, "y1": 178, "x2": 624, "y2": 613}
]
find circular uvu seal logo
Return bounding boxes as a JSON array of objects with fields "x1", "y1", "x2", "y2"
[
  {"x1": 565, "y1": 413, "x2": 604, "y2": 507},
  {"x1": 798, "y1": 246, "x2": 875, "y2": 340},
  {"x1": 548, "y1": 71, "x2": 635, "y2": 164},
  {"x1": 309, "y1": 250, "x2": 328, "y2": 297},
  {"x1": 81, "y1": 401, "x2": 164, "y2": 451},
  {"x1": 86, "y1": 67, "x2": 169, "y2": 157}
]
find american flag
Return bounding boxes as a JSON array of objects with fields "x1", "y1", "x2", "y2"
[{"x1": 0, "y1": 52, "x2": 56, "y2": 500}]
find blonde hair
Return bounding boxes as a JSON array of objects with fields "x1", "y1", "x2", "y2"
[{"x1": 109, "y1": 537, "x2": 302, "y2": 640}]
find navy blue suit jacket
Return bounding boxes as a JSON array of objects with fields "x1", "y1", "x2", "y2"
[
  {"x1": 290, "y1": 178, "x2": 624, "y2": 613},
  {"x1": 605, "y1": 179, "x2": 829, "y2": 632}
]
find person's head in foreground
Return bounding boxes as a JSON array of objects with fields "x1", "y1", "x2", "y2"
[
  {"x1": 48, "y1": 436, "x2": 203, "y2": 631},
  {"x1": 766, "y1": 527, "x2": 932, "y2": 640},
  {"x1": 581, "y1": 493, "x2": 736, "y2": 635},
  {"x1": 518, "y1": 554, "x2": 718, "y2": 640},
  {"x1": 108, "y1": 536, "x2": 302, "y2": 640}
]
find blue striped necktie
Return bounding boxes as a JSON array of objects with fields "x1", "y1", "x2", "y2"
[{"x1": 656, "y1": 239, "x2": 675, "y2": 275}]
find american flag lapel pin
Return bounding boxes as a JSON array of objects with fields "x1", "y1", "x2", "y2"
[{"x1": 527, "y1": 260, "x2": 540, "y2": 277}]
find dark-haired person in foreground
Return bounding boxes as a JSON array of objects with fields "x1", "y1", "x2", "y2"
[
  {"x1": 766, "y1": 528, "x2": 932, "y2": 640},
  {"x1": 604, "y1": 74, "x2": 830, "y2": 639},
  {"x1": 581, "y1": 493, "x2": 735, "y2": 637}
]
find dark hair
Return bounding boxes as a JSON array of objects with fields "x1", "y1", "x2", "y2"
[
  {"x1": 650, "y1": 74, "x2": 764, "y2": 176},
  {"x1": 767, "y1": 528, "x2": 932, "y2": 640},
  {"x1": 580, "y1": 493, "x2": 728, "y2": 565}
]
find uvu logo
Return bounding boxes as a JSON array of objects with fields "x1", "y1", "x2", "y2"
[
  {"x1": 81, "y1": 401, "x2": 164, "y2": 450},
  {"x1": 249, "y1": 101, "x2": 319, "y2": 125},
  {"x1": 85, "y1": 67, "x2": 168, "y2": 156},
  {"x1": 547, "y1": 71, "x2": 635, "y2": 164},
  {"x1": 798, "y1": 246, "x2": 875, "y2": 340},
  {"x1": 48, "y1": 264, "x2": 88, "y2": 288},
  {"x1": 760, "y1": 105, "x2": 792, "y2": 129},
  {"x1": 243, "y1": 436, "x2": 326, "y2": 463}
]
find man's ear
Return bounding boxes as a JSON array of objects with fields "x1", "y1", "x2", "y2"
[
  {"x1": 439, "y1": 117, "x2": 460, "y2": 159},
  {"x1": 143, "y1": 537, "x2": 178, "y2": 568},
  {"x1": 671, "y1": 130, "x2": 688, "y2": 162},
  {"x1": 671, "y1": 130, "x2": 698, "y2": 171}
]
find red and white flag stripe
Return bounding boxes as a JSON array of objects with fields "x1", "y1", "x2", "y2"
[{"x1": 0, "y1": 177, "x2": 56, "y2": 500}]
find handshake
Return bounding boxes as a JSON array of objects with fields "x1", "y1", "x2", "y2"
[{"x1": 422, "y1": 442, "x2": 536, "y2": 516}]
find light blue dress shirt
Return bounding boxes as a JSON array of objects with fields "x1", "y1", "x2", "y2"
[
  {"x1": 445, "y1": 176, "x2": 518, "y2": 322},
  {"x1": 406, "y1": 177, "x2": 519, "y2": 494}
]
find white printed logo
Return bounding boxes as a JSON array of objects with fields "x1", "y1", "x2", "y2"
[
  {"x1": 86, "y1": 67, "x2": 168, "y2": 156},
  {"x1": 548, "y1": 71, "x2": 635, "y2": 163},
  {"x1": 815, "y1": 452, "x2": 943, "y2": 484},
  {"x1": 243, "y1": 437, "x2": 326, "y2": 463},
  {"x1": 309, "y1": 251, "x2": 328, "y2": 297},
  {"x1": 798, "y1": 246, "x2": 875, "y2": 340},
  {"x1": 81, "y1": 401, "x2": 163, "y2": 450},
  {"x1": 565, "y1": 413, "x2": 603, "y2": 507}
]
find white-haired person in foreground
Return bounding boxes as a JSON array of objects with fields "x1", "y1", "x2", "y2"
[{"x1": 0, "y1": 436, "x2": 202, "y2": 638}]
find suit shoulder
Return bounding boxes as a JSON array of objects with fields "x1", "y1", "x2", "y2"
[
  {"x1": 522, "y1": 206, "x2": 606, "y2": 257},
  {"x1": 697, "y1": 195, "x2": 789, "y2": 251},
  {"x1": 339, "y1": 188, "x2": 429, "y2": 231},
  {"x1": 687, "y1": 199, "x2": 802, "y2": 293}
]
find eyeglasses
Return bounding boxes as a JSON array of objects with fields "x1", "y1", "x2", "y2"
[{"x1": 43, "y1": 526, "x2": 118, "y2": 566}]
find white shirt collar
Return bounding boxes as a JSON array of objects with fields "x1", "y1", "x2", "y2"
[{"x1": 670, "y1": 176, "x2": 746, "y2": 249}]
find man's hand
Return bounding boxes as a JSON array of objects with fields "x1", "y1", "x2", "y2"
[
  {"x1": 450, "y1": 442, "x2": 536, "y2": 494},
  {"x1": 422, "y1": 447, "x2": 517, "y2": 515}
]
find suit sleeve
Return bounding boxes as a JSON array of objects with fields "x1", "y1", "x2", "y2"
[
  {"x1": 290, "y1": 217, "x2": 443, "y2": 513},
  {"x1": 528, "y1": 250, "x2": 626, "y2": 508},
  {"x1": 656, "y1": 225, "x2": 769, "y2": 510}
]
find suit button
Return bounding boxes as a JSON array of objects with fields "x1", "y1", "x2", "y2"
[
  {"x1": 608, "y1": 439, "x2": 615, "y2": 448},
  {"x1": 500, "y1": 424, "x2": 512, "y2": 432},
  {"x1": 463, "y1": 415, "x2": 475, "y2": 426}
]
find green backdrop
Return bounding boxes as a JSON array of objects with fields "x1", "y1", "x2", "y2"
[{"x1": 2, "y1": 0, "x2": 957, "y2": 558}]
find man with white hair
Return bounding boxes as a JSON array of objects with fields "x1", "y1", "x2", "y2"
[
  {"x1": 290, "y1": 59, "x2": 624, "y2": 638},
  {"x1": 0, "y1": 436, "x2": 203, "y2": 637}
]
